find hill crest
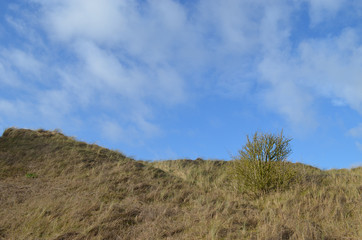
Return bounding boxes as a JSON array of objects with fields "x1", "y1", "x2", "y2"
[{"x1": 0, "y1": 128, "x2": 361, "y2": 239}]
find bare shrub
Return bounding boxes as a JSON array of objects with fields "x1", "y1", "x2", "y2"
[{"x1": 230, "y1": 131, "x2": 296, "y2": 195}]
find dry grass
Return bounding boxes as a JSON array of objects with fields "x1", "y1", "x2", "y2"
[{"x1": 0, "y1": 128, "x2": 361, "y2": 239}]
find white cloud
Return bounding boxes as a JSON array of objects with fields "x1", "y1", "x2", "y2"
[
  {"x1": 355, "y1": 141, "x2": 362, "y2": 152},
  {"x1": 259, "y1": 2, "x2": 291, "y2": 54},
  {"x1": 2, "y1": 0, "x2": 362, "y2": 144},
  {"x1": 36, "y1": 89, "x2": 72, "y2": 121},
  {"x1": 101, "y1": 120, "x2": 126, "y2": 142},
  {"x1": 1, "y1": 48, "x2": 43, "y2": 76},
  {"x1": 74, "y1": 41, "x2": 143, "y2": 98},
  {"x1": 0, "y1": 47, "x2": 44, "y2": 88},
  {"x1": 100, "y1": 114, "x2": 160, "y2": 145},
  {"x1": 35, "y1": 0, "x2": 193, "y2": 64},
  {"x1": 33, "y1": 0, "x2": 291, "y2": 100},
  {"x1": 257, "y1": 25, "x2": 362, "y2": 128},
  {"x1": 35, "y1": 0, "x2": 189, "y2": 101},
  {"x1": 34, "y1": 0, "x2": 127, "y2": 44},
  {"x1": 296, "y1": 28, "x2": 362, "y2": 114},
  {"x1": 0, "y1": 61, "x2": 21, "y2": 87},
  {"x1": 5, "y1": 15, "x2": 28, "y2": 36},
  {"x1": 7, "y1": 0, "x2": 190, "y2": 142},
  {"x1": 0, "y1": 98, "x2": 40, "y2": 129},
  {"x1": 258, "y1": 55, "x2": 317, "y2": 129},
  {"x1": 255, "y1": 1, "x2": 318, "y2": 128},
  {"x1": 0, "y1": 99, "x2": 17, "y2": 117},
  {"x1": 303, "y1": 0, "x2": 347, "y2": 25},
  {"x1": 197, "y1": 0, "x2": 260, "y2": 53},
  {"x1": 348, "y1": 123, "x2": 362, "y2": 138}
]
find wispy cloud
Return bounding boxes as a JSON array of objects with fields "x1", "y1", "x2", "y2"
[
  {"x1": 2, "y1": 48, "x2": 43, "y2": 76},
  {"x1": 258, "y1": 27, "x2": 362, "y2": 127},
  {"x1": 348, "y1": 123, "x2": 362, "y2": 138},
  {"x1": 258, "y1": 56, "x2": 317, "y2": 129},
  {"x1": 355, "y1": 142, "x2": 362, "y2": 152},
  {"x1": 1, "y1": 0, "x2": 362, "y2": 148},
  {"x1": 304, "y1": 0, "x2": 347, "y2": 25},
  {"x1": 297, "y1": 29, "x2": 362, "y2": 112}
]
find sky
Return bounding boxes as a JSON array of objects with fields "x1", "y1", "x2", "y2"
[{"x1": 0, "y1": 0, "x2": 362, "y2": 169}]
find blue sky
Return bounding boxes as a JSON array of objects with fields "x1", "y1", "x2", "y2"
[{"x1": 1, "y1": 0, "x2": 362, "y2": 169}]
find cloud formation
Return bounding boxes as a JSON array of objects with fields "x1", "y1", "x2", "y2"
[
  {"x1": 348, "y1": 123, "x2": 362, "y2": 138},
  {"x1": 1, "y1": 0, "x2": 362, "y2": 147}
]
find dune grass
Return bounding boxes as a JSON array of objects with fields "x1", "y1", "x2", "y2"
[{"x1": 0, "y1": 128, "x2": 361, "y2": 239}]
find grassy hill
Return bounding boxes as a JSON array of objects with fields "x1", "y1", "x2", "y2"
[{"x1": 0, "y1": 128, "x2": 361, "y2": 239}]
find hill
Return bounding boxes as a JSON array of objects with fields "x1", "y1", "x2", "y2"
[{"x1": 0, "y1": 128, "x2": 361, "y2": 239}]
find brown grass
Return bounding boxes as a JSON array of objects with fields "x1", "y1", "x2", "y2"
[{"x1": 0, "y1": 128, "x2": 361, "y2": 239}]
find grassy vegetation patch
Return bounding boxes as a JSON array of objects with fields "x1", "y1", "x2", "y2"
[
  {"x1": 0, "y1": 128, "x2": 361, "y2": 239},
  {"x1": 25, "y1": 173, "x2": 38, "y2": 178}
]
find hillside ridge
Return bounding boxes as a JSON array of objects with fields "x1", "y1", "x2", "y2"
[{"x1": 0, "y1": 128, "x2": 361, "y2": 239}]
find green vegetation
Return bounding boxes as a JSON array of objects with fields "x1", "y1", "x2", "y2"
[
  {"x1": 230, "y1": 131, "x2": 296, "y2": 195},
  {"x1": 0, "y1": 128, "x2": 361, "y2": 239},
  {"x1": 25, "y1": 173, "x2": 38, "y2": 178}
]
